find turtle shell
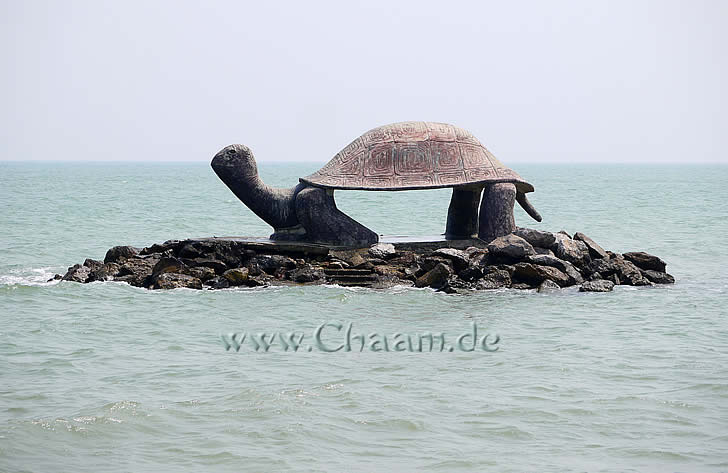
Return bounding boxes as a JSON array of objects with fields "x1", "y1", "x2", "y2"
[{"x1": 300, "y1": 121, "x2": 534, "y2": 193}]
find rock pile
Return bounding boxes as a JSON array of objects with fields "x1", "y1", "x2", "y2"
[{"x1": 56, "y1": 229, "x2": 674, "y2": 293}]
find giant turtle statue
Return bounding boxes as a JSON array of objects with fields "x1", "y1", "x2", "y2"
[{"x1": 212, "y1": 121, "x2": 542, "y2": 247}]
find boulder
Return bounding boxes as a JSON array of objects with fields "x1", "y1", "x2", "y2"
[
  {"x1": 623, "y1": 252, "x2": 667, "y2": 272},
  {"x1": 574, "y1": 232, "x2": 608, "y2": 259},
  {"x1": 475, "y1": 268, "x2": 512, "y2": 289},
  {"x1": 527, "y1": 254, "x2": 583, "y2": 285},
  {"x1": 512, "y1": 263, "x2": 571, "y2": 287},
  {"x1": 533, "y1": 247, "x2": 554, "y2": 256},
  {"x1": 459, "y1": 265, "x2": 484, "y2": 282},
  {"x1": 153, "y1": 273, "x2": 202, "y2": 290},
  {"x1": 579, "y1": 279, "x2": 615, "y2": 292},
  {"x1": 187, "y1": 266, "x2": 216, "y2": 282},
  {"x1": 115, "y1": 257, "x2": 158, "y2": 287},
  {"x1": 368, "y1": 243, "x2": 396, "y2": 259},
  {"x1": 291, "y1": 265, "x2": 324, "y2": 283},
  {"x1": 152, "y1": 257, "x2": 187, "y2": 276},
  {"x1": 83, "y1": 259, "x2": 104, "y2": 271},
  {"x1": 104, "y1": 245, "x2": 139, "y2": 264},
  {"x1": 586, "y1": 255, "x2": 650, "y2": 286},
  {"x1": 204, "y1": 276, "x2": 230, "y2": 289},
  {"x1": 182, "y1": 258, "x2": 228, "y2": 275},
  {"x1": 432, "y1": 248, "x2": 470, "y2": 271},
  {"x1": 537, "y1": 279, "x2": 561, "y2": 293},
  {"x1": 223, "y1": 268, "x2": 250, "y2": 285},
  {"x1": 62, "y1": 264, "x2": 92, "y2": 283},
  {"x1": 88, "y1": 262, "x2": 121, "y2": 282},
  {"x1": 553, "y1": 234, "x2": 591, "y2": 267},
  {"x1": 641, "y1": 269, "x2": 675, "y2": 284},
  {"x1": 140, "y1": 240, "x2": 182, "y2": 256},
  {"x1": 514, "y1": 228, "x2": 556, "y2": 248},
  {"x1": 486, "y1": 234, "x2": 535, "y2": 263},
  {"x1": 248, "y1": 255, "x2": 296, "y2": 274},
  {"x1": 414, "y1": 262, "x2": 452, "y2": 289}
]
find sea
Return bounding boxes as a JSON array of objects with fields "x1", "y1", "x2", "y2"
[{"x1": 1, "y1": 161, "x2": 726, "y2": 472}]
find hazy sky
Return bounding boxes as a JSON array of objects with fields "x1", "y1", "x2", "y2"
[{"x1": 2, "y1": 0, "x2": 726, "y2": 163}]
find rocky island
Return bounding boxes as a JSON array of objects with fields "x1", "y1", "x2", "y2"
[{"x1": 56, "y1": 228, "x2": 674, "y2": 294}]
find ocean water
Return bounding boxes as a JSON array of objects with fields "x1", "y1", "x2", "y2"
[{"x1": 1, "y1": 161, "x2": 727, "y2": 472}]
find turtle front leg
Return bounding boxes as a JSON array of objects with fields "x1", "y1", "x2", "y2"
[
  {"x1": 295, "y1": 187, "x2": 378, "y2": 247},
  {"x1": 478, "y1": 183, "x2": 516, "y2": 241},
  {"x1": 445, "y1": 186, "x2": 483, "y2": 239}
]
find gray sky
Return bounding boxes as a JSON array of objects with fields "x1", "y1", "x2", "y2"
[{"x1": 2, "y1": 0, "x2": 726, "y2": 163}]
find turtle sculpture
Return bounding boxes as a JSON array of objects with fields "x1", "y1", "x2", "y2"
[{"x1": 211, "y1": 121, "x2": 542, "y2": 247}]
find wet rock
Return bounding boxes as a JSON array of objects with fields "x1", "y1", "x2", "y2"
[
  {"x1": 527, "y1": 254, "x2": 583, "y2": 285},
  {"x1": 368, "y1": 243, "x2": 396, "y2": 259},
  {"x1": 511, "y1": 282, "x2": 535, "y2": 290},
  {"x1": 586, "y1": 255, "x2": 650, "y2": 286},
  {"x1": 249, "y1": 255, "x2": 296, "y2": 274},
  {"x1": 48, "y1": 273, "x2": 63, "y2": 282},
  {"x1": 83, "y1": 259, "x2": 104, "y2": 271},
  {"x1": 419, "y1": 256, "x2": 454, "y2": 274},
  {"x1": 476, "y1": 268, "x2": 512, "y2": 289},
  {"x1": 512, "y1": 263, "x2": 571, "y2": 287},
  {"x1": 115, "y1": 257, "x2": 158, "y2": 287},
  {"x1": 222, "y1": 268, "x2": 249, "y2": 286},
  {"x1": 104, "y1": 245, "x2": 139, "y2": 264},
  {"x1": 88, "y1": 262, "x2": 121, "y2": 282},
  {"x1": 623, "y1": 252, "x2": 667, "y2": 272},
  {"x1": 414, "y1": 262, "x2": 452, "y2": 289},
  {"x1": 152, "y1": 257, "x2": 187, "y2": 276},
  {"x1": 432, "y1": 248, "x2": 470, "y2": 271},
  {"x1": 574, "y1": 232, "x2": 608, "y2": 259},
  {"x1": 579, "y1": 279, "x2": 615, "y2": 292},
  {"x1": 182, "y1": 258, "x2": 228, "y2": 275},
  {"x1": 188, "y1": 266, "x2": 216, "y2": 282},
  {"x1": 140, "y1": 240, "x2": 182, "y2": 255},
  {"x1": 153, "y1": 273, "x2": 202, "y2": 290},
  {"x1": 291, "y1": 265, "x2": 324, "y2": 283},
  {"x1": 62, "y1": 264, "x2": 92, "y2": 283},
  {"x1": 436, "y1": 276, "x2": 471, "y2": 294},
  {"x1": 459, "y1": 265, "x2": 484, "y2": 282},
  {"x1": 553, "y1": 234, "x2": 591, "y2": 267},
  {"x1": 486, "y1": 234, "x2": 535, "y2": 263},
  {"x1": 514, "y1": 227, "x2": 556, "y2": 248},
  {"x1": 204, "y1": 276, "x2": 230, "y2": 289},
  {"x1": 537, "y1": 279, "x2": 561, "y2": 292},
  {"x1": 641, "y1": 269, "x2": 675, "y2": 284}
]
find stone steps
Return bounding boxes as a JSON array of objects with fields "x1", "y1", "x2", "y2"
[{"x1": 324, "y1": 268, "x2": 376, "y2": 287}]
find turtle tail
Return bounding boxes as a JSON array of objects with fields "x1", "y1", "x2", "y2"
[{"x1": 516, "y1": 191, "x2": 542, "y2": 222}]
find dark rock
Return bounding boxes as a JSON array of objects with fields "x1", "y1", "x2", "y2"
[
  {"x1": 367, "y1": 258, "x2": 387, "y2": 266},
  {"x1": 579, "y1": 279, "x2": 615, "y2": 292},
  {"x1": 512, "y1": 263, "x2": 571, "y2": 287},
  {"x1": 152, "y1": 257, "x2": 187, "y2": 276},
  {"x1": 222, "y1": 268, "x2": 250, "y2": 286},
  {"x1": 414, "y1": 262, "x2": 452, "y2": 288},
  {"x1": 153, "y1": 273, "x2": 202, "y2": 290},
  {"x1": 623, "y1": 252, "x2": 667, "y2": 272},
  {"x1": 182, "y1": 258, "x2": 228, "y2": 275},
  {"x1": 88, "y1": 262, "x2": 121, "y2": 282},
  {"x1": 527, "y1": 254, "x2": 583, "y2": 285},
  {"x1": 140, "y1": 240, "x2": 182, "y2": 255},
  {"x1": 291, "y1": 265, "x2": 324, "y2": 283},
  {"x1": 553, "y1": 234, "x2": 591, "y2": 267},
  {"x1": 48, "y1": 273, "x2": 63, "y2": 281},
  {"x1": 62, "y1": 264, "x2": 92, "y2": 283},
  {"x1": 115, "y1": 257, "x2": 158, "y2": 287},
  {"x1": 511, "y1": 282, "x2": 535, "y2": 290},
  {"x1": 641, "y1": 269, "x2": 675, "y2": 284},
  {"x1": 104, "y1": 246, "x2": 139, "y2": 264},
  {"x1": 188, "y1": 267, "x2": 216, "y2": 281},
  {"x1": 537, "y1": 279, "x2": 561, "y2": 292},
  {"x1": 514, "y1": 228, "x2": 556, "y2": 248},
  {"x1": 533, "y1": 247, "x2": 554, "y2": 256},
  {"x1": 419, "y1": 256, "x2": 454, "y2": 274},
  {"x1": 368, "y1": 243, "x2": 396, "y2": 259},
  {"x1": 475, "y1": 269, "x2": 511, "y2": 289},
  {"x1": 459, "y1": 265, "x2": 484, "y2": 282},
  {"x1": 204, "y1": 276, "x2": 230, "y2": 289},
  {"x1": 432, "y1": 248, "x2": 470, "y2": 271},
  {"x1": 486, "y1": 234, "x2": 535, "y2": 263},
  {"x1": 558, "y1": 230, "x2": 572, "y2": 238},
  {"x1": 249, "y1": 255, "x2": 296, "y2": 274},
  {"x1": 83, "y1": 259, "x2": 104, "y2": 271},
  {"x1": 586, "y1": 255, "x2": 650, "y2": 286},
  {"x1": 574, "y1": 232, "x2": 608, "y2": 259}
]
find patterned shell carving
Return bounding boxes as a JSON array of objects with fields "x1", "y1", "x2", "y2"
[{"x1": 300, "y1": 122, "x2": 534, "y2": 193}]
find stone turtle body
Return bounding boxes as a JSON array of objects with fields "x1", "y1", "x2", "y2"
[{"x1": 212, "y1": 122, "x2": 541, "y2": 247}]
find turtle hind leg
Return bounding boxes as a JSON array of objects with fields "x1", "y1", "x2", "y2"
[
  {"x1": 478, "y1": 183, "x2": 516, "y2": 241},
  {"x1": 445, "y1": 186, "x2": 483, "y2": 239},
  {"x1": 295, "y1": 187, "x2": 378, "y2": 247}
]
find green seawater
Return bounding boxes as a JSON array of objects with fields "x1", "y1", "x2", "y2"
[{"x1": 1, "y1": 162, "x2": 727, "y2": 472}]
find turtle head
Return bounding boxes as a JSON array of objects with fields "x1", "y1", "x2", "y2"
[{"x1": 212, "y1": 144, "x2": 258, "y2": 179}]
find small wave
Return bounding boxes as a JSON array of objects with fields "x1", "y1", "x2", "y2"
[{"x1": 0, "y1": 267, "x2": 61, "y2": 287}]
